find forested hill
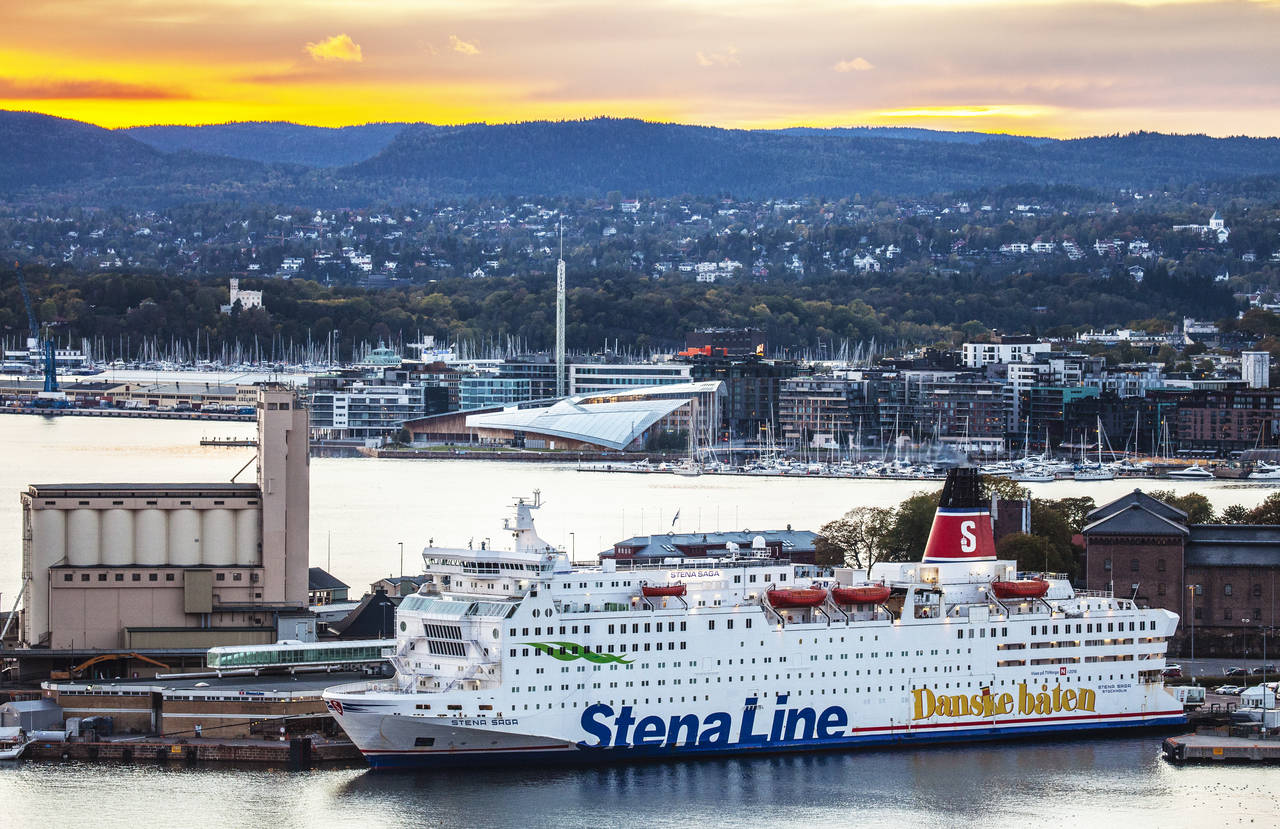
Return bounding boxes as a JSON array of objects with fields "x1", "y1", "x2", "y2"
[
  {"x1": 0, "y1": 111, "x2": 161, "y2": 190},
  {"x1": 124, "y1": 122, "x2": 414, "y2": 167},
  {"x1": 775, "y1": 126, "x2": 1055, "y2": 145},
  {"x1": 5, "y1": 111, "x2": 1280, "y2": 202},
  {"x1": 349, "y1": 119, "x2": 1280, "y2": 197}
]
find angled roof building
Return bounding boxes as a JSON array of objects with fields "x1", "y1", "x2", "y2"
[
  {"x1": 1082, "y1": 488, "x2": 1280, "y2": 657},
  {"x1": 464, "y1": 380, "x2": 725, "y2": 452}
]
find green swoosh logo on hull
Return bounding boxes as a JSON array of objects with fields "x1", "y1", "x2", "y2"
[{"x1": 523, "y1": 641, "x2": 633, "y2": 664}]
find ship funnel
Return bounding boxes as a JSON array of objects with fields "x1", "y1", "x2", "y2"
[{"x1": 921, "y1": 467, "x2": 996, "y2": 563}]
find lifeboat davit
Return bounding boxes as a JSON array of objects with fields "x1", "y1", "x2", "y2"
[
  {"x1": 766, "y1": 588, "x2": 828, "y2": 608},
  {"x1": 831, "y1": 584, "x2": 891, "y2": 605},
  {"x1": 641, "y1": 583, "x2": 687, "y2": 598},
  {"x1": 990, "y1": 579, "x2": 1050, "y2": 600}
]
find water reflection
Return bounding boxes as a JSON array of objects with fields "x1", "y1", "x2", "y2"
[{"x1": 1, "y1": 738, "x2": 1277, "y2": 827}]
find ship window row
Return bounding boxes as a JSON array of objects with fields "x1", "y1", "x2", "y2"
[
  {"x1": 603, "y1": 622, "x2": 687, "y2": 635},
  {"x1": 501, "y1": 670, "x2": 1146, "y2": 713},
  {"x1": 511, "y1": 625, "x2": 594, "y2": 636},
  {"x1": 1032, "y1": 621, "x2": 1146, "y2": 635},
  {"x1": 731, "y1": 573, "x2": 780, "y2": 584},
  {"x1": 707, "y1": 619, "x2": 754, "y2": 630},
  {"x1": 957, "y1": 628, "x2": 1009, "y2": 639}
]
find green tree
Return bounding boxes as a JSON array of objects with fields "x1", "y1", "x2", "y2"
[
  {"x1": 1219, "y1": 503, "x2": 1250, "y2": 524},
  {"x1": 983, "y1": 476, "x2": 1030, "y2": 501},
  {"x1": 1041, "y1": 496, "x2": 1097, "y2": 533},
  {"x1": 995, "y1": 533, "x2": 1073, "y2": 574},
  {"x1": 816, "y1": 506, "x2": 894, "y2": 571},
  {"x1": 1028, "y1": 500, "x2": 1081, "y2": 577},
  {"x1": 883, "y1": 490, "x2": 940, "y2": 562},
  {"x1": 1246, "y1": 492, "x2": 1280, "y2": 524},
  {"x1": 1147, "y1": 489, "x2": 1215, "y2": 524}
]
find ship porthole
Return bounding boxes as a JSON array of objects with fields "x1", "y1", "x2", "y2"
[{"x1": 399, "y1": 621, "x2": 407, "y2": 632}]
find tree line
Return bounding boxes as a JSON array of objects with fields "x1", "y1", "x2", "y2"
[{"x1": 815, "y1": 482, "x2": 1280, "y2": 583}]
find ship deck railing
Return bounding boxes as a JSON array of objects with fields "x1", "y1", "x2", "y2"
[
  {"x1": 325, "y1": 679, "x2": 397, "y2": 695},
  {"x1": 601, "y1": 556, "x2": 807, "y2": 573}
]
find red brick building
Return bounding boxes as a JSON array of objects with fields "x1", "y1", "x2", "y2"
[{"x1": 1084, "y1": 489, "x2": 1280, "y2": 657}]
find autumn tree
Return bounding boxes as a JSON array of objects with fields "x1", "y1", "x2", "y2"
[
  {"x1": 816, "y1": 506, "x2": 894, "y2": 571},
  {"x1": 1147, "y1": 490, "x2": 1215, "y2": 524}
]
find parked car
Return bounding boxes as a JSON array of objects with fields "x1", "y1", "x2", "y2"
[
  {"x1": 1161, "y1": 665, "x2": 1183, "y2": 678},
  {"x1": 1225, "y1": 666, "x2": 1250, "y2": 676},
  {"x1": 1216, "y1": 685, "x2": 1244, "y2": 695},
  {"x1": 1251, "y1": 664, "x2": 1277, "y2": 675}
]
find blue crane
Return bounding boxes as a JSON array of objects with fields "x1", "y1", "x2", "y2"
[{"x1": 13, "y1": 262, "x2": 58, "y2": 394}]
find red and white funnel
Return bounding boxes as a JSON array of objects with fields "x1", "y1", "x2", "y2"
[{"x1": 921, "y1": 468, "x2": 996, "y2": 563}]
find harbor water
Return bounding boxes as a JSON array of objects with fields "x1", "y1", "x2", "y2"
[
  {"x1": 1, "y1": 737, "x2": 1277, "y2": 827},
  {"x1": 3, "y1": 415, "x2": 1279, "y2": 826},
  {"x1": 2, "y1": 415, "x2": 1279, "y2": 604}
]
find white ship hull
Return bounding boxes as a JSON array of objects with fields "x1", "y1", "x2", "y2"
[
  {"x1": 328, "y1": 677, "x2": 1184, "y2": 770},
  {"x1": 324, "y1": 483, "x2": 1186, "y2": 770}
]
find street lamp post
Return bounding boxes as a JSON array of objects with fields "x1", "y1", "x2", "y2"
[
  {"x1": 1188, "y1": 584, "x2": 1197, "y2": 667},
  {"x1": 1243, "y1": 618, "x2": 1252, "y2": 666}
]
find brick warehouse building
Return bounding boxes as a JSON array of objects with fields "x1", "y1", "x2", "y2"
[{"x1": 1083, "y1": 490, "x2": 1280, "y2": 657}]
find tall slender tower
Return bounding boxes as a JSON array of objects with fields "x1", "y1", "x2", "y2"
[{"x1": 555, "y1": 219, "x2": 567, "y2": 398}]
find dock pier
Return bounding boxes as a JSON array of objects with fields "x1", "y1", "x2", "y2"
[
  {"x1": 23, "y1": 736, "x2": 362, "y2": 770},
  {"x1": 1163, "y1": 731, "x2": 1280, "y2": 764}
]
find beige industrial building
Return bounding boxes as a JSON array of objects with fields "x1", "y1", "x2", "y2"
[{"x1": 19, "y1": 385, "x2": 310, "y2": 652}]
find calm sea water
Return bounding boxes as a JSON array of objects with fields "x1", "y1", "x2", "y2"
[
  {"x1": 2, "y1": 416, "x2": 1277, "y2": 824},
  {"x1": 1, "y1": 414, "x2": 1276, "y2": 602},
  {"x1": 0, "y1": 737, "x2": 1275, "y2": 828}
]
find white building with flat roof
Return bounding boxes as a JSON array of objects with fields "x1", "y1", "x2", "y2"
[
  {"x1": 1242, "y1": 351, "x2": 1270, "y2": 389},
  {"x1": 568, "y1": 363, "x2": 693, "y2": 396},
  {"x1": 961, "y1": 341, "x2": 1051, "y2": 368}
]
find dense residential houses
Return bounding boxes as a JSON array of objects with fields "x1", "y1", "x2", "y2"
[{"x1": 4, "y1": 194, "x2": 1270, "y2": 291}]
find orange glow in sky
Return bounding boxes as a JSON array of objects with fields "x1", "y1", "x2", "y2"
[{"x1": 2, "y1": 0, "x2": 1278, "y2": 137}]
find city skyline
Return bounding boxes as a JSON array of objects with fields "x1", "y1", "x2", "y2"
[{"x1": 2, "y1": 0, "x2": 1278, "y2": 137}]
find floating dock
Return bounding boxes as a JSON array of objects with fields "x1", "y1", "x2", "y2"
[
  {"x1": 200, "y1": 438, "x2": 256, "y2": 446},
  {"x1": 1163, "y1": 732, "x2": 1280, "y2": 763},
  {"x1": 23, "y1": 736, "x2": 361, "y2": 769}
]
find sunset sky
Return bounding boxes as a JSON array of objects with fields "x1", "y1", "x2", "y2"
[{"x1": 2, "y1": 0, "x2": 1278, "y2": 137}]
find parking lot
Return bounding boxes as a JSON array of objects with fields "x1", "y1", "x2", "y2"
[{"x1": 1177, "y1": 658, "x2": 1279, "y2": 680}]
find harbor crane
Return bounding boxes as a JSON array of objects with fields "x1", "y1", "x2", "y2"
[{"x1": 13, "y1": 262, "x2": 63, "y2": 403}]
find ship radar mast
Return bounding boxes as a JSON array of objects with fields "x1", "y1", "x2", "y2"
[{"x1": 503, "y1": 489, "x2": 563, "y2": 563}]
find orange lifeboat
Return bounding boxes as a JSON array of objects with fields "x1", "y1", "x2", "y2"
[
  {"x1": 641, "y1": 583, "x2": 687, "y2": 598},
  {"x1": 832, "y1": 584, "x2": 891, "y2": 605},
  {"x1": 991, "y1": 579, "x2": 1050, "y2": 600},
  {"x1": 766, "y1": 588, "x2": 828, "y2": 608}
]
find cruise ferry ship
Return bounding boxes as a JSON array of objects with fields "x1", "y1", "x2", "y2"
[{"x1": 324, "y1": 470, "x2": 1185, "y2": 769}]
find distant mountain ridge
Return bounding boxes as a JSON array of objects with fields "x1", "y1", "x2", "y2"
[
  {"x1": 124, "y1": 121, "x2": 415, "y2": 167},
  {"x1": 0, "y1": 111, "x2": 161, "y2": 190},
  {"x1": 348, "y1": 118, "x2": 1280, "y2": 197},
  {"x1": 121, "y1": 120, "x2": 1042, "y2": 167},
  {"x1": 3, "y1": 111, "x2": 1280, "y2": 203},
  {"x1": 775, "y1": 125, "x2": 1056, "y2": 145}
]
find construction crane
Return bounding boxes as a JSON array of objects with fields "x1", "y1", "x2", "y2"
[
  {"x1": 49, "y1": 652, "x2": 172, "y2": 680},
  {"x1": 13, "y1": 262, "x2": 60, "y2": 399}
]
